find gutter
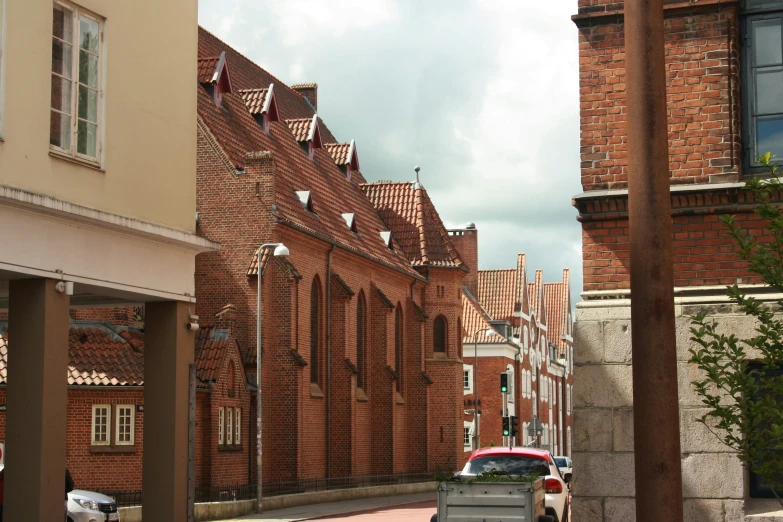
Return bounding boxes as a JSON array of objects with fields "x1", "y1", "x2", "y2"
[{"x1": 325, "y1": 244, "x2": 335, "y2": 478}]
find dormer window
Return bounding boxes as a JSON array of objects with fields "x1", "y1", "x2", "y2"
[
  {"x1": 325, "y1": 140, "x2": 360, "y2": 181},
  {"x1": 286, "y1": 115, "x2": 323, "y2": 159},
  {"x1": 342, "y1": 213, "x2": 358, "y2": 233},
  {"x1": 296, "y1": 190, "x2": 315, "y2": 213},
  {"x1": 380, "y1": 231, "x2": 393, "y2": 249},
  {"x1": 239, "y1": 83, "x2": 280, "y2": 134},
  {"x1": 198, "y1": 51, "x2": 233, "y2": 108}
]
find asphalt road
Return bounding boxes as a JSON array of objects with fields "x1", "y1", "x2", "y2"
[{"x1": 314, "y1": 500, "x2": 437, "y2": 521}]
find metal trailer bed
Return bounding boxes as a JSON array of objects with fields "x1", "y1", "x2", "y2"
[{"x1": 433, "y1": 479, "x2": 552, "y2": 522}]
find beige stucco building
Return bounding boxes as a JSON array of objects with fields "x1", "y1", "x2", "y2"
[{"x1": 0, "y1": 0, "x2": 217, "y2": 520}]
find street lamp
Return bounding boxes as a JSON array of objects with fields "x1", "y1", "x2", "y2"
[
  {"x1": 256, "y1": 242, "x2": 289, "y2": 512},
  {"x1": 472, "y1": 327, "x2": 496, "y2": 450}
]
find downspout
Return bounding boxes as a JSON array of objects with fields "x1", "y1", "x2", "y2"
[{"x1": 325, "y1": 244, "x2": 335, "y2": 478}]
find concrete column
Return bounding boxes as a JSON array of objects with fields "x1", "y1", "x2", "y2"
[
  {"x1": 143, "y1": 301, "x2": 194, "y2": 522},
  {"x1": 5, "y1": 279, "x2": 70, "y2": 522}
]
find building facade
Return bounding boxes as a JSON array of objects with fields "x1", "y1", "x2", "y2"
[
  {"x1": 571, "y1": 0, "x2": 783, "y2": 519},
  {"x1": 194, "y1": 27, "x2": 467, "y2": 484},
  {"x1": 0, "y1": 1, "x2": 216, "y2": 520}
]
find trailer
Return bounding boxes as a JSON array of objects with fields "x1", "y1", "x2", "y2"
[{"x1": 432, "y1": 478, "x2": 553, "y2": 522}]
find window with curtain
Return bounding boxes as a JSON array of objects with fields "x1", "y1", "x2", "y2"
[
  {"x1": 310, "y1": 278, "x2": 320, "y2": 384},
  {"x1": 356, "y1": 292, "x2": 366, "y2": 389},
  {"x1": 742, "y1": 1, "x2": 783, "y2": 169},
  {"x1": 395, "y1": 304, "x2": 403, "y2": 392},
  {"x1": 434, "y1": 316, "x2": 446, "y2": 353}
]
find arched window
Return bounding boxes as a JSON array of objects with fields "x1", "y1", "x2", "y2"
[
  {"x1": 457, "y1": 318, "x2": 463, "y2": 359},
  {"x1": 310, "y1": 277, "x2": 321, "y2": 384},
  {"x1": 357, "y1": 292, "x2": 366, "y2": 389},
  {"x1": 395, "y1": 304, "x2": 403, "y2": 392},
  {"x1": 434, "y1": 316, "x2": 447, "y2": 353}
]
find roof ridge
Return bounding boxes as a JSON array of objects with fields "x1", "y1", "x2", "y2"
[{"x1": 413, "y1": 184, "x2": 429, "y2": 265}]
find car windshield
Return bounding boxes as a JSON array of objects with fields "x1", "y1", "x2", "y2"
[
  {"x1": 464, "y1": 455, "x2": 550, "y2": 477},
  {"x1": 554, "y1": 457, "x2": 568, "y2": 468}
]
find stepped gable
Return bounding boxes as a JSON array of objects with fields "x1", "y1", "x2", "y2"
[
  {"x1": 528, "y1": 269, "x2": 547, "y2": 327},
  {"x1": 544, "y1": 269, "x2": 571, "y2": 355},
  {"x1": 197, "y1": 27, "x2": 418, "y2": 279},
  {"x1": 360, "y1": 181, "x2": 464, "y2": 268}
]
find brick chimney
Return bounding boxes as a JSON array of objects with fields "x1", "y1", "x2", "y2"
[
  {"x1": 449, "y1": 223, "x2": 478, "y2": 297},
  {"x1": 291, "y1": 83, "x2": 318, "y2": 111},
  {"x1": 215, "y1": 303, "x2": 238, "y2": 338}
]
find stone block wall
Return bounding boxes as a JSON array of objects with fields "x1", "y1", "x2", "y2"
[{"x1": 571, "y1": 297, "x2": 769, "y2": 521}]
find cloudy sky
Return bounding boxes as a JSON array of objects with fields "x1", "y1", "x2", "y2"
[{"x1": 198, "y1": 0, "x2": 583, "y2": 297}]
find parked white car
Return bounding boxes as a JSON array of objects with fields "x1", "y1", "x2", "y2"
[
  {"x1": 458, "y1": 447, "x2": 570, "y2": 522},
  {"x1": 67, "y1": 489, "x2": 120, "y2": 522},
  {"x1": 553, "y1": 456, "x2": 572, "y2": 481}
]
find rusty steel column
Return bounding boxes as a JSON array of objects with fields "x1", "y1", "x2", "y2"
[{"x1": 625, "y1": 0, "x2": 684, "y2": 521}]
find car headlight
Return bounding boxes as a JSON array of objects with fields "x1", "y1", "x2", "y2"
[{"x1": 77, "y1": 499, "x2": 100, "y2": 510}]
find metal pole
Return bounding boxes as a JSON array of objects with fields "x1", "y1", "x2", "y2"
[
  {"x1": 256, "y1": 251, "x2": 264, "y2": 513},
  {"x1": 473, "y1": 330, "x2": 480, "y2": 450},
  {"x1": 625, "y1": 1, "x2": 684, "y2": 520}
]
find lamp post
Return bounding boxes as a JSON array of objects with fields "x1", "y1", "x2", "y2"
[
  {"x1": 472, "y1": 327, "x2": 496, "y2": 450},
  {"x1": 255, "y1": 242, "x2": 289, "y2": 513}
]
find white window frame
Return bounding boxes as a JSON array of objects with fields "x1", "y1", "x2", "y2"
[
  {"x1": 463, "y1": 364, "x2": 473, "y2": 394},
  {"x1": 50, "y1": 0, "x2": 104, "y2": 165},
  {"x1": 567, "y1": 426, "x2": 572, "y2": 457},
  {"x1": 115, "y1": 404, "x2": 135, "y2": 446},
  {"x1": 218, "y1": 407, "x2": 225, "y2": 445},
  {"x1": 507, "y1": 366, "x2": 514, "y2": 403},
  {"x1": 226, "y1": 407, "x2": 233, "y2": 445},
  {"x1": 91, "y1": 404, "x2": 110, "y2": 446},
  {"x1": 567, "y1": 384, "x2": 571, "y2": 415},
  {"x1": 0, "y1": 0, "x2": 6, "y2": 138},
  {"x1": 235, "y1": 408, "x2": 241, "y2": 445},
  {"x1": 463, "y1": 421, "x2": 474, "y2": 451}
]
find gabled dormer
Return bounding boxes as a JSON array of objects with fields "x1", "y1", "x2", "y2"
[
  {"x1": 296, "y1": 190, "x2": 315, "y2": 213},
  {"x1": 325, "y1": 140, "x2": 360, "y2": 181},
  {"x1": 238, "y1": 83, "x2": 280, "y2": 133},
  {"x1": 380, "y1": 231, "x2": 393, "y2": 249},
  {"x1": 285, "y1": 115, "x2": 323, "y2": 159},
  {"x1": 198, "y1": 51, "x2": 233, "y2": 107},
  {"x1": 342, "y1": 213, "x2": 358, "y2": 233}
]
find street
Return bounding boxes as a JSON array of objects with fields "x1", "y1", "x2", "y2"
[{"x1": 315, "y1": 500, "x2": 437, "y2": 521}]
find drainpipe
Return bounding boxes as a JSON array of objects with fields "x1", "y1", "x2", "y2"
[
  {"x1": 325, "y1": 244, "x2": 335, "y2": 478},
  {"x1": 625, "y1": 0, "x2": 684, "y2": 520}
]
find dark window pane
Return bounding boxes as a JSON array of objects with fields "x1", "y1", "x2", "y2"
[
  {"x1": 79, "y1": 50, "x2": 99, "y2": 88},
  {"x1": 753, "y1": 18, "x2": 783, "y2": 67},
  {"x1": 395, "y1": 306, "x2": 403, "y2": 392},
  {"x1": 747, "y1": 0, "x2": 783, "y2": 9},
  {"x1": 50, "y1": 111, "x2": 71, "y2": 149},
  {"x1": 78, "y1": 85, "x2": 98, "y2": 122},
  {"x1": 77, "y1": 120, "x2": 97, "y2": 157},
  {"x1": 52, "y1": 38, "x2": 73, "y2": 78},
  {"x1": 51, "y1": 75, "x2": 71, "y2": 113},
  {"x1": 53, "y1": 5, "x2": 73, "y2": 43},
  {"x1": 756, "y1": 68, "x2": 783, "y2": 114},
  {"x1": 310, "y1": 279, "x2": 319, "y2": 384},
  {"x1": 757, "y1": 116, "x2": 783, "y2": 160},
  {"x1": 79, "y1": 16, "x2": 99, "y2": 53},
  {"x1": 434, "y1": 317, "x2": 446, "y2": 353}
]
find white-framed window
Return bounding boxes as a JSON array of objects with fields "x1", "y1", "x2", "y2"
[
  {"x1": 463, "y1": 364, "x2": 473, "y2": 394},
  {"x1": 523, "y1": 326, "x2": 529, "y2": 355},
  {"x1": 507, "y1": 365, "x2": 514, "y2": 403},
  {"x1": 92, "y1": 404, "x2": 110, "y2": 445},
  {"x1": 226, "y1": 408, "x2": 233, "y2": 445},
  {"x1": 567, "y1": 426, "x2": 572, "y2": 457},
  {"x1": 463, "y1": 420, "x2": 474, "y2": 451},
  {"x1": 115, "y1": 404, "x2": 135, "y2": 445},
  {"x1": 50, "y1": 1, "x2": 104, "y2": 163},
  {"x1": 235, "y1": 408, "x2": 241, "y2": 445},
  {"x1": 0, "y1": 0, "x2": 5, "y2": 137},
  {"x1": 553, "y1": 378, "x2": 557, "y2": 406},
  {"x1": 218, "y1": 407, "x2": 225, "y2": 445},
  {"x1": 567, "y1": 384, "x2": 571, "y2": 415}
]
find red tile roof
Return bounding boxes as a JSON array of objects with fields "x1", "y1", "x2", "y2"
[
  {"x1": 528, "y1": 270, "x2": 546, "y2": 327},
  {"x1": 462, "y1": 291, "x2": 507, "y2": 344},
  {"x1": 239, "y1": 87, "x2": 270, "y2": 115},
  {"x1": 0, "y1": 321, "x2": 239, "y2": 389},
  {"x1": 543, "y1": 269, "x2": 572, "y2": 355},
  {"x1": 198, "y1": 56, "x2": 221, "y2": 83},
  {"x1": 325, "y1": 143, "x2": 352, "y2": 165},
  {"x1": 361, "y1": 182, "x2": 464, "y2": 269},
  {"x1": 197, "y1": 27, "x2": 420, "y2": 281},
  {"x1": 285, "y1": 117, "x2": 317, "y2": 142},
  {"x1": 478, "y1": 269, "x2": 517, "y2": 324}
]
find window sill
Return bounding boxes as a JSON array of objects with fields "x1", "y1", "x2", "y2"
[
  {"x1": 356, "y1": 387, "x2": 368, "y2": 402},
  {"x1": 395, "y1": 392, "x2": 405, "y2": 405},
  {"x1": 310, "y1": 382, "x2": 325, "y2": 398},
  {"x1": 91, "y1": 445, "x2": 135, "y2": 454},
  {"x1": 218, "y1": 445, "x2": 243, "y2": 453},
  {"x1": 49, "y1": 149, "x2": 104, "y2": 172},
  {"x1": 433, "y1": 352, "x2": 447, "y2": 360}
]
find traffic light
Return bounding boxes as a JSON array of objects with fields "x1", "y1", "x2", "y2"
[
  {"x1": 511, "y1": 416, "x2": 519, "y2": 437},
  {"x1": 500, "y1": 373, "x2": 508, "y2": 393},
  {"x1": 502, "y1": 416, "x2": 511, "y2": 437}
]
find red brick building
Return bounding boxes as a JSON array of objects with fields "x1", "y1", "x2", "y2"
[
  {"x1": 193, "y1": 26, "x2": 467, "y2": 484},
  {"x1": 571, "y1": 0, "x2": 783, "y2": 518},
  {"x1": 0, "y1": 309, "x2": 251, "y2": 492},
  {"x1": 454, "y1": 225, "x2": 574, "y2": 457}
]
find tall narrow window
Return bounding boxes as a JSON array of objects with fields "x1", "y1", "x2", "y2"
[
  {"x1": 235, "y1": 408, "x2": 241, "y2": 445},
  {"x1": 92, "y1": 405, "x2": 110, "y2": 445},
  {"x1": 356, "y1": 293, "x2": 366, "y2": 389},
  {"x1": 395, "y1": 304, "x2": 403, "y2": 393},
  {"x1": 226, "y1": 408, "x2": 233, "y2": 445},
  {"x1": 51, "y1": 2, "x2": 103, "y2": 163},
  {"x1": 434, "y1": 316, "x2": 446, "y2": 353},
  {"x1": 218, "y1": 407, "x2": 225, "y2": 445},
  {"x1": 457, "y1": 318, "x2": 463, "y2": 359},
  {"x1": 310, "y1": 278, "x2": 321, "y2": 384},
  {"x1": 115, "y1": 405, "x2": 134, "y2": 445}
]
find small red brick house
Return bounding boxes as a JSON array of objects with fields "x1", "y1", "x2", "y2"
[{"x1": 0, "y1": 308, "x2": 252, "y2": 492}]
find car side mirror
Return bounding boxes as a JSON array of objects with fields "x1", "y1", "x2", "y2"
[
  {"x1": 451, "y1": 472, "x2": 462, "y2": 481},
  {"x1": 564, "y1": 473, "x2": 572, "y2": 483}
]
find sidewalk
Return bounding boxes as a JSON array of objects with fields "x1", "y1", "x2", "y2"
[{"x1": 220, "y1": 492, "x2": 437, "y2": 522}]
